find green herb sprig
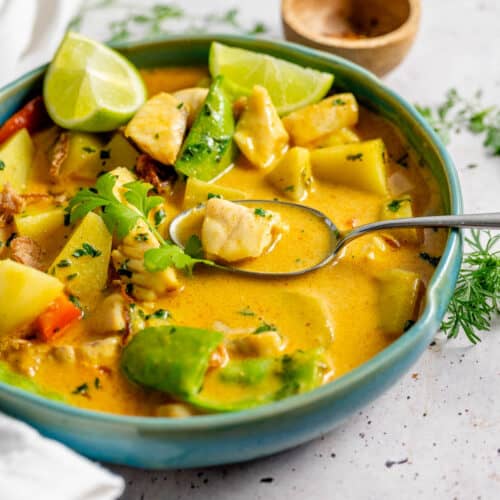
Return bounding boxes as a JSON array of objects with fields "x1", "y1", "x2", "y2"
[
  {"x1": 441, "y1": 230, "x2": 500, "y2": 344},
  {"x1": 69, "y1": 3, "x2": 268, "y2": 44},
  {"x1": 67, "y1": 173, "x2": 211, "y2": 275},
  {"x1": 416, "y1": 89, "x2": 500, "y2": 155}
]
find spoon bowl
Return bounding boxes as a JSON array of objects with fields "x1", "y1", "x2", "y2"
[
  {"x1": 169, "y1": 199, "x2": 339, "y2": 278},
  {"x1": 170, "y1": 200, "x2": 500, "y2": 278}
]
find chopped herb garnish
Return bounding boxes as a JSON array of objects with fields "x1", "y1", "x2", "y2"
[
  {"x1": 333, "y1": 98, "x2": 346, "y2": 106},
  {"x1": 467, "y1": 163, "x2": 478, "y2": 169},
  {"x1": 147, "y1": 309, "x2": 169, "y2": 320},
  {"x1": 117, "y1": 260, "x2": 133, "y2": 278},
  {"x1": 387, "y1": 198, "x2": 410, "y2": 213},
  {"x1": 396, "y1": 152, "x2": 409, "y2": 168},
  {"x1": 254, "y1": 322, "x2": 277, "y2": 334},
  {"x1": 72, "y1": 383, "x2": 89, "y2": 396},
  {"x1": 254, "y1": 208, "x2": 267, "y2": 217},
  {"x1": 0, "y1": 160, "x2": 5, "y2": 171},
  {"x1": 154, "y1": 132, "x2": 160, "y2": 139},
  {"x1": 176, "y1": 102, "x2": 184, "y2": 109},
  {"x1": 135, "y1": 233, "x2": 149, "y2": 241},
  {"x1": 207, "y1": 193, "x2": 222, "y2": 200},
  {"x1": 82, "y1": 146, "x2": 96, "y2": 153},
  {"x1": 284, "y1": 185, "x2": 295, "y2": 192},
  {"x1": 72, "y1": 242, "x2": 102, "y2": 258},
  {"x1": 57, "y1": 259, "x2": 72, "y2": 268},
  {"x1": 154, "y1": 208, "x2": 166, "y2": 226},
  {"x1": 238, "y1": 306, "x2": 256, "y2": 317},
  {"x1": 346, "y1": 153, "x2": 363, "y2": 161},
  {"x1": 419, "y1": 252, "x2": 441, "y2": 267},
  {"x1": 5, "y1": 232, "x2": 17, "y2": 247},
  {"x1": 94, "y1": 377, "x2": 101, "y2": 389},
  {"x1": 68, "y1": 295, "x2": 83, "y2": 311},
  {"x1": 99, "y1": 149, "x2": 111, "y2": 159},
  {"x1": 66, "y1": 273, "x2": 78, "y2": 281}
]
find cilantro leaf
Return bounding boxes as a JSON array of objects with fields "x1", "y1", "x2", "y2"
[
  {"x1": 67, "y1": 173, "x2": 141, "y2": 239},
  {"x1": 68, "y1": 172, "x2": 215, "y2": 276},
  {"x1": 144, "y1": 244, "x2": 213, "y2": 276},
  {"x1": 123, "y1": 180, "x2": 163, "y2": 217},
  {"x1": 184, "y1": 234, "x2": 204, "y2": 259}
]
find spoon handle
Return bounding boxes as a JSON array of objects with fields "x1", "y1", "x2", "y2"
[{"x1": 340, "y1": 212, "x2": 500, "y2": 248}]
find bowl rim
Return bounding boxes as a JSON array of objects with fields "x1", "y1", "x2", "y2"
[
  {"x1": 281, "y1": 0, "x2": 421, "y2": 49},
  {"x1": 0, "y1": 33, "x2": 462, "y2": 431}
]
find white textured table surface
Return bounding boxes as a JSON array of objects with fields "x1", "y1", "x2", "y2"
[{"x1": 5, "y1": 1, "x2": 500, "y2": 498}]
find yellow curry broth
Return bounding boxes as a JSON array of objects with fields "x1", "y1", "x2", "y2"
[{"x1": 1, "y1": 67, "x2": 447, "y2": 415}]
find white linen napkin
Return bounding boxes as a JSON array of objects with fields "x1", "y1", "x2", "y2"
[
  {"x1": 0, "y1": 412, "x2": 124, "y2": 500},
  {"x1": 0, "y1": 0, "x2": 82, "y2": 88}
]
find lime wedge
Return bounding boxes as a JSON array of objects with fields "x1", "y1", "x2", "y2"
[
  {"x1": 43, "y1": 32, "x2": 146, "y2": 132},
  {"x1": 209, "y1": 42, "x2": 334, "y2": 115}
]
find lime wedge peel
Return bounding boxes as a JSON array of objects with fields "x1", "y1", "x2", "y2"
[
  {"x1": 43, "y1": 32, "x2": 146, "y2": 132},
  {"x1": 209, "y1": 42, "x2": 334, "y2": 115}
]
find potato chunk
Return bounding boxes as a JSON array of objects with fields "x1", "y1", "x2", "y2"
[
  {"x1": 49, "y1": 212, "x2": 112, "y2": 312},
  {"x1": 310, "y1": 139, "x2": 389, "y2": 196},
  {"x1": 172, "y1": 87, "x2": 209, "y2": 127},
  {"x1": 234, "y1": 85, "x2": 289, "y2": 169},
  {"x1": 380, "y1": 197, "x2": 419, "y2": 244},
  {"x1": 377, "y1": 269, "x2": 423, "y2": 336},
  {"x1": 101, "y1": 132, "x2": 140, "y2": 171},
  {"x1": 57, "y1": 132, "x2": 104, "y2": 181},
  {"x1": 125, "y1": 92, "x2": 188, "y2": 165},
  {"x1": 311, "y1": 127, "x2": 360, "y2": 149},
  {"x1": 283, "y1": 93, "x2": 358, "y2": 146},
  {"x1": 0, "y1": 259, "x2": 63, "y2": 336},
  {"x1": 183, "y1": 177, "x2": 247, "y2": 209},
  {"x1": 0, "y1": 129, "x2": 34, "y2": 192},
  {"x1": 267, "y1": 147, "x2": 313, "y2": 201},
  {"x1": 201, "y1": 198, "x2": 283, "y2": 262}
]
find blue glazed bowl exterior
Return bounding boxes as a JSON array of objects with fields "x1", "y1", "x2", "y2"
[{"x1": 0, "y1": 35, "x2": 462, "y2": 469}]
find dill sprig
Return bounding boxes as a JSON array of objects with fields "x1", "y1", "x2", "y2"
[
  {"x1": 441, "y1": 230, "x2": 500, "y2": 344},
  {"x1": 416, "y1": 89, "x2": 500, "y2": 156}
]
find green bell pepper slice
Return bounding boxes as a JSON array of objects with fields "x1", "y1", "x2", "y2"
[
  {"x1": 191, "y1": 348, "x2": 326, "y2": 412},
  {"x1": 175, "y1": 75, "x2": 236, "y2": 181},
  {"x1": 121, "y1": 325, "x2": 223, "y2": 399}
]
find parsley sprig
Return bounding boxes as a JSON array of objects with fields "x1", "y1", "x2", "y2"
[
  {"x1": 441, "y1": 230, "x2": 500, "y2": 344},
  {"x1": 416, "y1": 89, "x2": 500, "y2": 155},
  {"x1": 67, "y1": 173, "x2": 211, "y2": 275}
]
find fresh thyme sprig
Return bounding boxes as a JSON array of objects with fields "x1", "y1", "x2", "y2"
[
  {"x1": 416, "y1": 89, "x2": 500, "y2": 155},
  {"x1": 67, "y1": 173, "x2": 211, "y2": 275},
  {"x1": 441, "y1": 230, "x2": 500, "y2": 344},
  {"x1": 68, "y1": 2, "x2": 268, "y2": 44}
]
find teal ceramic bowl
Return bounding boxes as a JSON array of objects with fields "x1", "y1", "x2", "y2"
[{"x1": 0, "y1": 34, "x2": 462, "y2": 469}]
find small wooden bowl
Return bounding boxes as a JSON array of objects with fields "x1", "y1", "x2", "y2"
[{"x1": 282, "y1": 0, "x2": 421, "y2": 76}]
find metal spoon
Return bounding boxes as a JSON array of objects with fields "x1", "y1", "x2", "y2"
[{"x1": 169, "y1": 200, "x2": 500, "y2": 278}]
